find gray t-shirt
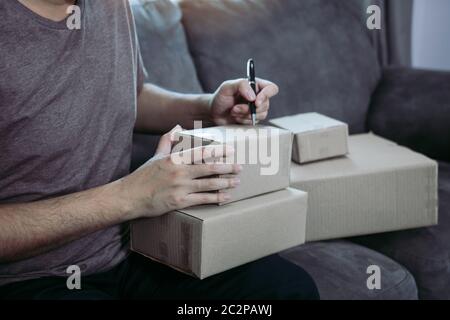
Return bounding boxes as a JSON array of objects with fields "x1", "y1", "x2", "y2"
[{"x1": 0, "y1": 0, "x2": 145, "y2": 286}]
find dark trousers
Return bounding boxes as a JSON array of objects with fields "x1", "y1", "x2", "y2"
[{"x1": 0, "y1": 254, "x2": 319, "y2": 300}]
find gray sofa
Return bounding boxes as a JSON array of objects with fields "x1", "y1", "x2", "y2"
[{"x1": 130, "y1": 0, "x2": 450, "y2": 299}]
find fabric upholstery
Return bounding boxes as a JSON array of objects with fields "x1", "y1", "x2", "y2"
[
  {"x1": 131, "y1": 0, "x2": 450, "y2": 299},
  {"x1": 362, "y1": 0, "x2": 413, "y2": 67},
  {"x1": 368, "y1": 68, "x2": 450, "y2": 161},
  {"x1": 130, "y1": 0, "x2": 204, "y2": 170},
  {"x1": 179, "y1": 0, "x2": 382, "y2": 133},
  {"x1": 280, "y1": 240, "x2": 418, "y2": 300},
  {"x1": 351, "y1": 161, "x2": 450, "y2": 299},
  {"x1": 368, "y1": 67, "x2": 450, "y2": 162},
  {"x1": 131, "y1": 0, "x2": 203, "y2": 93}
]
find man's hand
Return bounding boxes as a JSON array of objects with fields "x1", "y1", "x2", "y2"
[
  {"x1": 119, "y1": 126, "x2": 242, "y2": 219},
  {"x1": 210, "y1": 78, "x2": 279, "y2": 125},
  {"x1": 0, "y1": 126, "x2": 240, "y2": 262}
]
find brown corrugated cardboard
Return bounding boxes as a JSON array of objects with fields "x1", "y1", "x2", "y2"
[
  {"x1": 290, "y1": 133, "x2": 438, "y2": 242},
  {"x1": 173, "y1": 125, "x2": 293, "y2": 204},
  {"x1": 131, "y1": 188, "x2": 308, "y2": 279},
  {"x1": 269, "y1": 112, "x2": 349, "y2": 163}
]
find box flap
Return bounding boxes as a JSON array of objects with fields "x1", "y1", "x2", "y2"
[{"x1": 176, "y1": 125, "x2": 290, "y2": 144}]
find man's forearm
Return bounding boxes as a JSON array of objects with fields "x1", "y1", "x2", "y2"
[
  {"x1": 135, "y1": 83, "x2": 214, "y2": 133},
  {"x1": 0, "y1": 180, "x2": 131, "y2": 263}
]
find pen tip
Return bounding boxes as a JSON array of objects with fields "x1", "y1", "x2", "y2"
[{"x1": 251, "y1": 113, "x2": 256, "y2": 126}]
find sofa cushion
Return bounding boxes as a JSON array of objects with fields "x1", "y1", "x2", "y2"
[
  {"x1": 351, "y1": 161, "x2": 450, "y2": 299},
  {"x1": 132, "y1": 0, "x2": 203, "y2": 93},
  {"x1": 280, "y1": 240, "x2": 418, "y2": 300},
  {"x1": 131, "y1": 0, "x2": 204, "y2": 170},
  {"x1": 180, "y1": 0, "x2": 382, "y2": 133}
]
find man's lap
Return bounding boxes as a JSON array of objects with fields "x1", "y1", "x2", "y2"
[{"x1": 0, "y1": 254, "x2": 319, "y2": 300}]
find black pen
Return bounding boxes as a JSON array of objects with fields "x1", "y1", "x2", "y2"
[{"x1": 247, "y1": 58, "x2": 257, "y2": 126}]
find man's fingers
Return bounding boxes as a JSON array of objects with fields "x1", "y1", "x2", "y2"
[
  {"x1": 191, "y1": 177, "x2": 240, "y2": 192},
  {"x1": 231, "y1": 104, "x2": 250, "y2": 115},
  {"x1": 255, "y1": 81, "x2": 279, "y2": 106},
  {"x1": 256, "y1": 111, "x2": 268, "y2": 120},
  {"x1": 231, "y1": 100, "x2": 269, "y2": 116},
  {"x1": 256, "y1": 78, "x2": 279, "y2": 91},
  {"x1": 171, "y1": 144, "x2": 234, "y2": 165},
  {"x1": 233, "y1": 109, "x2": 268, "y2": 122},
  {"x1": 236, "y1": 79, "x2": 256, "y2": 101},
  {"x1": 221, "y1": 79, "x2": 256, "y2": 101},
  {"x1": 234, "y1": 118, "x2": 256, "y2": 125},
  {"x1": 188, "y1": 163, "x2": 242, "y2": 179},
  {"x1": 155, "y1": 124, "x2": 183, "y2": 156},
  {"x1": 185, "y1": 192, "x2": 232, "y2": 206},
  {"x1": 254, "y1": 93, "x2": 270, "y2": 113},
  {"x1": 222, "y1": 78, "x2": 277, "y2": 102}
]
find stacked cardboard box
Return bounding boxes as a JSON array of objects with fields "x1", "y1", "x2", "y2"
[
  {"x1": 270, "y1": 112, "x2": 348, "y2": 163},
  {"x1": 291, "y1": 133, "x2": 438, "y2": 241},
  {"x1": 271, "y1": 112, "x2": 438, "y2": 242},
  {"x1": 132, "y1": 113, "x2": 439, "y2": 277},
  {"x1": 132, "y1": 188, "x2": 307, "y2": 279},
  {"x1": 131, "y1": 125, "x2": 308, "y2": 279},
  {"x1": 173, "y1": 125, "x2": 293, "y2": 204}
]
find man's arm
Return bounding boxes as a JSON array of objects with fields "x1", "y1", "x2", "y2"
[
  {"x1": 135, "y1": 79, "x2": 279, "y2": 133},
  {"x1": 134, "y1": 83, "x2": 214, "y2": 133},
  {"x1": 0, "y1": 134, "x2": 239, "y2": 263},
  {"x1": 0, "y1": 180, "x2": 130, "y2": 263}
]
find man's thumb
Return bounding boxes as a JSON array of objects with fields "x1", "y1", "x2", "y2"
[{"x1": 155, "y1": 125, "x2": 183, "y2": 156}]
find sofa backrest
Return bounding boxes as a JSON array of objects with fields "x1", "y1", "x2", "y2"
[
  {"x1": 130, "y1": 0, "x2": 203, "y2": 170},
  {"x1": 131, "y1": 0, "x2": 385, "y2": 169},
  {"x1": 132, "y1": 0, "x2": 203, "y2": 93},
  {"x1": 180, "y1": 0, "x2": 382, "y2": 133}
]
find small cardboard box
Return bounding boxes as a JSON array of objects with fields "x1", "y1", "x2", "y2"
[
  {"x1": 290, "y1": 133, "x2": 438, "y2": 242},
  {"x1": 270, "y1": 112, "x2": 349, "y2": 163},
  {"x1": 173, "y1": 125, "x2": 293, "y2": 204},
  {"x1": 131, "y1": 188, "x2": 308, "y2": 279}
]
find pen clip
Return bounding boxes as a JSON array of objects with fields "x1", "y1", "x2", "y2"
[
  {"x1": 247, "y1": 59, "x2": 255, "y2": 82},
  {"x1": 246, "y1": 59, "x2": 257, "y2": 126},
  {"x1": 247, "y1": 59, "x2": 257, "y2": 94}
]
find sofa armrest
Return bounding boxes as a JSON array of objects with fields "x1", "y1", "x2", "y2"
[{"x1": 368, "y1": 67, "x2": 450, "y2": 162}]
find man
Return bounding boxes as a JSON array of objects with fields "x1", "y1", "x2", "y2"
[{"x1": 0, "y1": 0, "x2": 319, "y2": 300}]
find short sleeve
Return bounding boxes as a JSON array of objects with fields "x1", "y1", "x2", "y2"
[
  {"x1": 127, "y1": 0, "x2": 148, "y2": 97},
  {"x1": 136, "y1": 42, "x2": 148, "y2": 96}
]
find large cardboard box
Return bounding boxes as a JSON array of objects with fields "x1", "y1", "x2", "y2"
[
  {"x1": 174, "y1": 125, "x2": 292, "y2": 204},
  {"x1": 290, "y1": 133, "x2": 438, "y2": 242},
  {"x1": 131, "y1": 188, "x2": 308, "y2": 279},
  {"x1": 270, "y1": 112, "x2": 349, "y2": 163}
]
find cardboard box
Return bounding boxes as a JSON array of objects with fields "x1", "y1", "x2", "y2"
[
  {"x1": 131, "y1": 188, "x2": 308, "y2": 279},
  {"x1": 270, "y1": 112, "x2": 349, "y2": 163},
  {"x1": 173, "y1": 125, "x2": 292, "y2": 204},
  {"x1": 290, "y1": 133, "x2": 438, "y2": 242}
]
